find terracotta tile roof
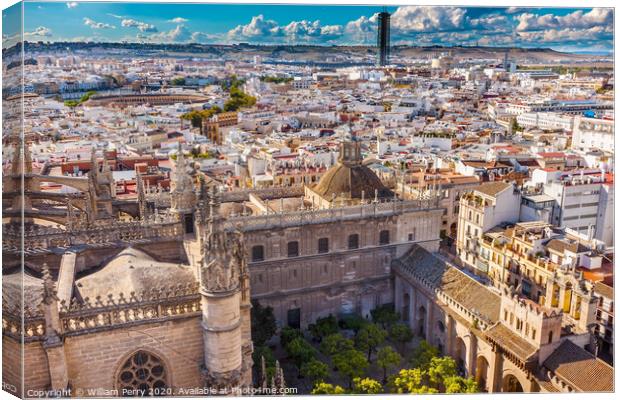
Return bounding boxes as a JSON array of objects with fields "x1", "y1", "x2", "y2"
[
  {"x1": 485, "y1": 323, "x2": 537, "y2": 361},
  {"x1": 392, "y1": 245, "x2": 500, "y2": 323},
  {"x1": 474, "y1": 181, "x2": 512, "y2": 197},
  {"x1": 546, "y1": 239, "x2": 589, "y2": 254},
  {"x1": 543, "y1": 340, "x2": 614, "y2": 392},
  {"x1": 593, "y1": 281, "x2": 613, "y2": 300}
]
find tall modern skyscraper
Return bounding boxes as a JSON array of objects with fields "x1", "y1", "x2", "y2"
[{"x1": 377, "y1": 11, "x2": 391, "y2": 66}]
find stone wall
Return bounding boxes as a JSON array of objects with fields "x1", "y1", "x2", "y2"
[
  {"x1": 245, "y1": 209, "x2": 441, "y2": 327},
  {"x1": 62, "y1": 317, "x2": 204, "y2": 395}
]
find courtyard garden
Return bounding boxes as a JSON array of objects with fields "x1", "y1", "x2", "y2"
[{"x1": 251, "y1": 301, "x2": 478, "y2": 394}]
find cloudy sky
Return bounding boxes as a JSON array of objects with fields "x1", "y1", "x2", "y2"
[{"x1": 3, "y1": 2, "x2": 614, "y2": 53}]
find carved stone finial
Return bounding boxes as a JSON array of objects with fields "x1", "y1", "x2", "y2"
[{"x1": 41, "y1": 263, "x2": 58, "y2": 305}]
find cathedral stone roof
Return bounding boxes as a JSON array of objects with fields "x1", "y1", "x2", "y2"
[
  {"x1": 75, "y1": 247, "x2": 195, "y2": 300},
  {"x1": 312, "y1": 141, "x2": 392, "y2": 200},
  {"x1": 312, "y1": 162, "x2": 392, "y2": 200},
  {"x1": 392, "y1": 245, "x2": 501, "y2": 323},
  {"x1": 542, "y1": 340, "x2": 614, "y2": 392},
  {"x1": 485, "y1": 322, "x2": 537, "y2": 361},
  {"x1": 2, "y1": 272, "x2": 44, "y2": 309}
]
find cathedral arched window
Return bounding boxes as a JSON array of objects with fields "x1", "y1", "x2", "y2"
[
  {"x1": 116, "y1": 351, "x2": 168, "y2": 395},
  {"x1": 348, "y1": 234, "x2": 359, "y2": 249},
  {"x1": 379, "y1": 230, "x2": 390, "y2": 245},
  {"x1": 287, "y1": 241, "x2": 299, "y2": 257},
  {"x1": 251, "y1": 245, "x2": 265, "y2": 262}
]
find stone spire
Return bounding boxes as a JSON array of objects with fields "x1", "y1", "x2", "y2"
[
  {"x1": 273, "y1": 360, "x2": 286, "y2": 391},
  {"x1": 41, "y1": 263, "x2": 58, "y2": 305},
  {"x1": 199, "y1": 196, "x2": 250, "y2": 391},
  {"x1": 136, "y1": 173, "x2": 147, "y2": 220},
  {"x1": 170, "y1": 142, "x2": 197, "y2": 214},
  {"x1": 260, "y1": 356, "x2": 268, "y2": 389}
]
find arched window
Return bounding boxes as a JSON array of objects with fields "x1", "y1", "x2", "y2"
[
  {"x1": 548, "y1": 330, "x2": 554, "y2": 344},
  {"x1": 348, "y1": 234, "x2": 359, "y2": 249},
  {"x1": 117, "y1": 351, "x2": 168, "y2": 394},
  {"x1": 287, "y1": 241, "x2": 299, "y2": 257},
  {"x1": 251, "y1": 245, "x2": 264, "y2": 262},
  {"x1": 318, "y1": 238, "x2": 329, "y2": 254},
  {"x1": 379, "y1": 230, "x2": 390, "y2": 245}
]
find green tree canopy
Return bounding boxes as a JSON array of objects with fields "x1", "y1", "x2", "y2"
[
  {"x1": 311, "y1": 382, "x2": 346, "y2": 395},
  {"x1": 410, "y1": 340, "x2": 439, "y2": 369},
  {"x1": 355, "y1": 323, "x2": 387, "y2": 361},
  {"x1": 300, "y1": 359, "x2": 329, "y2": 384},
  {"x1": 391, "y1": 368, "x2": 438, "y2": 394},
  {"x1": 352, "y1": 377, "x2": 383, "y2": 394},
  {"x1": 251, "y1": 300, "x2": 277, "y2": 347},
  {"x1": 285, "y1": 337, "x2": 316, "y2": 373},
  {"x1": 339, "y1": 314, "x2": 367, "y2": 334},
  {"x1": 389, "y1": 323, "x2": 414, "y2": 352},
  {"x1": 252, "y1": 345, "x2": 276, "y2": 383},
  {"x1": 376, "y1": 346, "x2": 401, "y2": 383},
  {"x1": 180, "y1": 106, "x2": 221, "y2": 129},
  {"x1": 223, "y1": 86, "x2": 256, "y2": 112},
  {"x1": 391, "y1": 355, "x2": 478, "y2": 394},
  {"x1": 370, "y1": 304, "x2": 400, "y2": 328},
  {"x1": 332, "y1": 349, "x2": 369, "y2": 389},
  {"x1": 260, "y1": 75, "x2": 293, "y2": 84},
  {"x1": 444, "y1": 375, "x2": 479, "y2": 393},
  {"x1": 427, "y1": 356, "x2": 458, "y2": 390},
  {"x1": 171, "y1": 77, "x2": 186, "y2": 86},
  {"x1": 320, "y1": 333, "x2": 354, "y2": 356},
  {"x1": 280, "y1": 326, "x2": 303, "y2": 347},
  {"x1": 308, "y1": 315, "x2": 339, "y2": 342}
]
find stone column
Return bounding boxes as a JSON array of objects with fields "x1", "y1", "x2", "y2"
[
  {"x1": 425, "y1": 301, "x2": 434, "y2": 344},
  {"x1": 199, "y1": 204, "x2": 250, "y2": 393},
  {"x1": 486, "y1": 348, "x2": 503, "y2": 393},
  {"x1": 41, "y1": 264, "x2": 69, "y2": 392},
  {"x1": 445, "y1": 316, "x2": 454, "y2": 358},
  {"x1": 201, "y1": 289, "x2": 244, "y2": 392},
  {"x1": 410, "y1": 288, "x2": 418, "y2": 332},
  {"x1": 466, "y1": 334, "x2": 477, "y2": 378}
]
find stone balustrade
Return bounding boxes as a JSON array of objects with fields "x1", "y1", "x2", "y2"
[{"x1": 2, "y1": 283, "x2": 201, "y2": 342}]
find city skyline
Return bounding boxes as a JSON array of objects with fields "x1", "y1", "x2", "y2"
[{"x1": 2, "y1": 3, "x2": 614, "y2": 54}]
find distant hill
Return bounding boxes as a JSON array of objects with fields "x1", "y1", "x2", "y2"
[{"x1": 3, "y1": 41, "x2": 610, "y2": 64}]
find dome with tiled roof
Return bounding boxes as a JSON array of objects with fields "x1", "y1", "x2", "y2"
[{"x1": 312, "y1": 140, "x2": 392, "y2": 201}]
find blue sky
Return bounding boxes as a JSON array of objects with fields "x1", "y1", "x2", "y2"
[{"x1": 2, "y1": 2, "x2": 614, "y2": 53}]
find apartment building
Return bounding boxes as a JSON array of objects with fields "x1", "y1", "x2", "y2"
[
  {"x1": 530, "y1": 169, "x2": 614, "y2": 246},
  {"x1": 571, "y1": 116, "x2": 614, "y2": 153},
  {"x1": 456, "y1": 181, "x2": 521, "y2": 273}
]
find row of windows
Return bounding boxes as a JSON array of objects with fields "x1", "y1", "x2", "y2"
[
  {"x1": 503, "y1": 309, "x2": 539, "y2": 341},
  {"x1": 467, "y1": 210, "x2": 481, "y2": 225},
  {"x1": 250, "y1": 231, "x2": 391, "y2": 262}
]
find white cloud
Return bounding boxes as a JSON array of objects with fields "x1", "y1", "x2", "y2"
[
  {"x1": 190, "y1": 31, "x2": 216, "y2": 43},
  {"x1": 227, "y1": 14, "x2": 344, "y2": 43},
  {"x1": 344, "y1": 14, "x2": 378, "y2": 43},
  {"x1": 24, "y1": 26, "x2": 52, "y2": 38},
  {"x1": 516, "y1": 8, "x2": 613, "y2": 31},
  {"x1": 517, "y1": 25, "x2": 613, "y2": 43},
  {"x1": 391, "y1": 6, "x2": 467, "y2": 33},
  {"x1": 149, "y1": 24, "x2": 192, "y2": 42},
  {"x1": 144, "y1": 24, "x2": 216, "y2": 43},
  {"x1": 83, "y1": 17, "x2": 115, "y2": 30},
  {"x1": 66, "y1": 2, "x2": 78, "y2": 9},
  {"x1": 468, "y1": 14, "x2": 510, "y2": 31},
  {"x1": 228, "y1": 14, "x2": 280, "y2": 39},
  {"x1": 121, "y1": 18, "x2": 158, "y2": 33},
  {"x1": 168, "y1": 17, "x2": 188, "y2": 24}
]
